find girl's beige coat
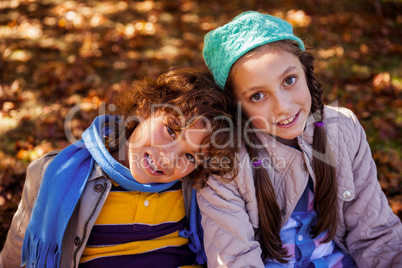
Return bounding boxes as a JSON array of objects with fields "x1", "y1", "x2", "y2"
[{"x1": 198, "y1": 106, "x2": 402, "y2": 268}]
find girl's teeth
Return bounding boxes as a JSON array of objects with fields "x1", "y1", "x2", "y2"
[
  {"x1": 147, "y1": 155, "x2": 161, "y2": 172},
  {"x1": 278, "y1": 115, "x2": 296, "y2": 125}
]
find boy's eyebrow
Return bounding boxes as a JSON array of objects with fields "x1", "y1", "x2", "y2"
[
  {"x1": 181, "y1": 129, "x2": 209, "y2": 154},
  {"x1": 241, "y1": 65, "x2": 298, "y2": 96},
  {"x1": 189, "y1": 138, "x2": 208, "y2": 154}
]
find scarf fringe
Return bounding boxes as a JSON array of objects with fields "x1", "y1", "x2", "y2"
[{"x1": 22, "y1": 231, "x2": 61, "y2": 268}]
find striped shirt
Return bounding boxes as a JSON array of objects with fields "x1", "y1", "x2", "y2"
[
  {"x1": 265, "y1": 179, "x2": 356, "y2": 268},
  {"x1": 79, "y1": 180, "x2": 198, "y2": 267}
]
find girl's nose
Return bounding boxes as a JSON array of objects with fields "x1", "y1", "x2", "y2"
[{"x1": 272, "y1": 91, "x2": 292, "y2": 115}]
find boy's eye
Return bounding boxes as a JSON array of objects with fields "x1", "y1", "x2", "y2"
[
  {"x1": 250, "y1": 92, "x2": 265, "y2": 102},
  {"x1": 166, "y1": 126, "x2": 175, "y2": 139},
  {"x1": 185, "y1": 153, "x2": 195, "y2": 163},
  {"x1": 284, "y1": 76, "x2": 296, "y2": 86}
]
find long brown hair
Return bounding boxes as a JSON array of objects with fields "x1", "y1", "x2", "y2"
[
  {"x1": 226, "y1": 40, "x2": 337, "y2": 263},
  {"x1": 111, "y1": 67, "x2": 239, "y2": 188}
]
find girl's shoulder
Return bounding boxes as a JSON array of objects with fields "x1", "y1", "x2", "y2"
[
  {"x1": 202, "y1": 145, "x2": 254, "y2": 196},
  {"x1": 304, "y1": 105, "x2": 364, "y2": 146},
  {"x1": 323, "y1": 105, "x2": 364, "y2": 137},
  {"x1": 323, "y1": 105, "x2": 370, "y2": 160},
  {"x1": 324, "y1": 105, "x2": 359, "y2": 123}
]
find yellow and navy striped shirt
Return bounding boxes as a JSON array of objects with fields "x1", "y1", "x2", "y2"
[{"x1": 79, "y1": 180, "x2": 198, "y2": 267}]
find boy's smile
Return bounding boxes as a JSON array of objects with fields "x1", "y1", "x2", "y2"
[
  {"x1": 144, "y1": 152, "x2": 164, "y2": 175},
  {"x1": 118, "y1": 112, "x2": 209, "y2": 184}
]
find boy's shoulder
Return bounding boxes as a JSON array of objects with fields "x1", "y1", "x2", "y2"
[
  {"x1": 30, "y1": 149, "x2": 60, "y2": 164},
  {"x1": 27, "y1": 149, "x2": 61, "y2": 175},
  {"x1": 43, "y1": 149, "x2": 61, "y2": 158}
]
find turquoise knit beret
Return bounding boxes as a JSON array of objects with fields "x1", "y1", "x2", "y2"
[{"x1": 203, "y1": 11, "x2": 305, "y2": 89}]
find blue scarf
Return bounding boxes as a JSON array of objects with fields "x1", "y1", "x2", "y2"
[{"x1": 21, "y1": 115, "x2": 205, "y2": 267}]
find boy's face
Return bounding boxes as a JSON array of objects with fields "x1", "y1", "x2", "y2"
[{"x1": 123, "y1": 112, "x2": 208, "y2": 184}]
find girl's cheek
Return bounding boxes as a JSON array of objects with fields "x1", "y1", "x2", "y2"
[{"x1": 249, "y1": 118, "x2": 270, "y2": 132}]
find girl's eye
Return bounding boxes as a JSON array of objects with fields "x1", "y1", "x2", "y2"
[
  {"x1": 284, "y1": 76, "x2": 296, "y2": 86},
  {"x1": 185, "y1": 153, "x2": 195, "y2": 163},
  {"x1": 166, "y1": 126, "x2": 175, "y2": 139},
  {"x1": 250, "y1": 92, "x2": 265, "y2": 102}
]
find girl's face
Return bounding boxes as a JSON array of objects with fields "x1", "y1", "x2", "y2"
[
  {"x1": 232, "y1": 45, "x2": 312, "y2": 143},
  {"x1": 119, "y1": 112, "x2": 208, "y2": 184}
]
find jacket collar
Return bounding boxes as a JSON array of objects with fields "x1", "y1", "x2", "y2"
[{"x1": 88, "y1": 161, "x2": 108, "y2": 182}]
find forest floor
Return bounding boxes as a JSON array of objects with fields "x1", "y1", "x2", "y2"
[{"x1": 0, "y1": 0, "x2": 401, "y2": 248}]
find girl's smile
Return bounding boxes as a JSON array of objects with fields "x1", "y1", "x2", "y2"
[
  {"x1": 232, "y1": 44, "x2": 312, "y2": 144},
  {"x1": 275, "y1": 111, "x2": 300, "y2": 126}
]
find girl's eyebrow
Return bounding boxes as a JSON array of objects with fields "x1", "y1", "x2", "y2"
[
  {"x1": 241, "y1": 65, "x2": 298, "y2": 96},
  {"x1": 281, "y1": 65, "x2": 297, "y2": 77},
  {"x1": 241, "y1": 87, "x2": 259, "y2": 96}
]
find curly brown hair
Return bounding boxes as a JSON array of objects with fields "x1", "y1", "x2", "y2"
[{"x1": 110, "y1": 67, "x2": 238, "y2": 189}]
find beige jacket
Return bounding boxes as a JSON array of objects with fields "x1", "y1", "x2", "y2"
[
  {"x1": 0, "y1": 151, "x2": 195, "y2": 268},
  {"x1": 197, "y1": 106, "x2": 402, "y2": 268}
]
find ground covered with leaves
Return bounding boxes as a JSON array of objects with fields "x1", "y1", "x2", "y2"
[{"x1": 0, "y1": 0, "x2": 401, "y2": 248}]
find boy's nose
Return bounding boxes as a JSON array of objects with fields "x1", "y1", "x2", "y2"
[
  {"x1": 159, "y1": 144, "x2": 182, "y2": 168},
  {"x1": 160, "y1": 141, "x2": 189, "y2": 165},
  {"x1": 159, "y1": 150, "x2": 172, "y2": 169}
]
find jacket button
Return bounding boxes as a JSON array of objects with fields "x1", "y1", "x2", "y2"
[
  {"x1": 74, "y1": 236, "x2": 80, "y2": 246},
  {"x1": 94, "y1": 184, "x2": 104, "y2": 192},
  {"x1": 343, "y1": 190, "x2": 352, "y2": 199},
  {"x1": 280, "y1": 208, "x2": 287, "y2": 216},
  {"x1": 302, "y1": 163, "x2": 308, "y2": 171}
]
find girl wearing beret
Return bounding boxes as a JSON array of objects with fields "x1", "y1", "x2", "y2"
[{"x1": 198, "y1": 11, "x2": 402, "y2": 268}]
